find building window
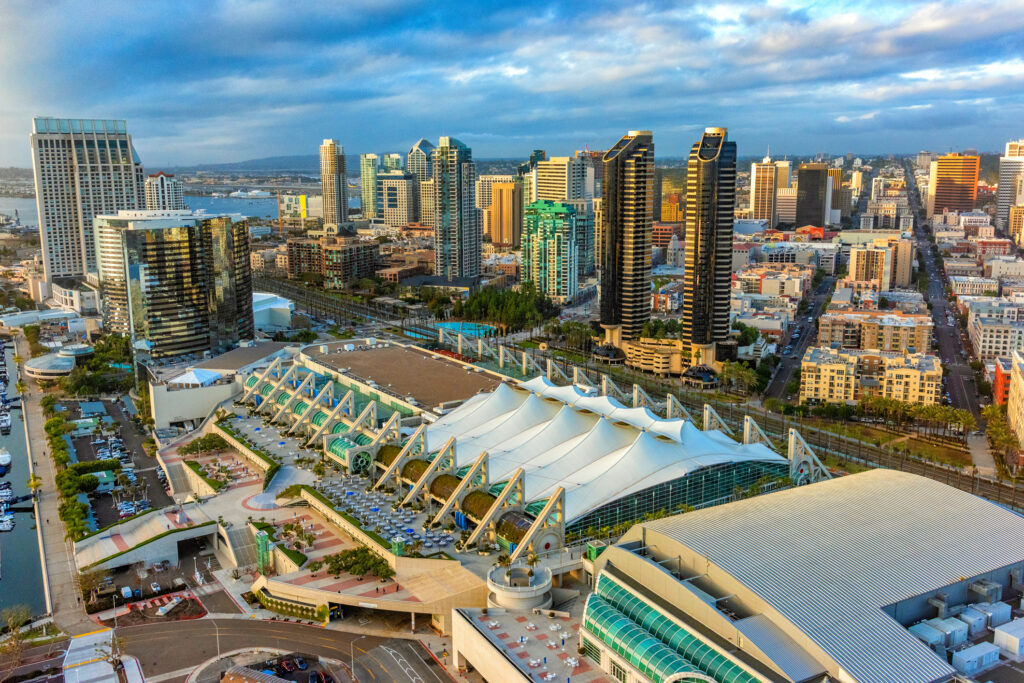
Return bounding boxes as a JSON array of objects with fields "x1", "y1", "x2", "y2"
[
  {"x1": 581, "y1": 637, "x2": 601, "y2": 664},
  {"x1": 609, "y1": 660, "x2": 627, "y2": 683}
]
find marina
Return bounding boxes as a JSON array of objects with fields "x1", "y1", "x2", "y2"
[{"x1": 0, "y1": 340, "x2": 45, "y2": 615}]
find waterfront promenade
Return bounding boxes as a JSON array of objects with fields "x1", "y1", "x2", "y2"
[{"x1": 17, "y1": 335, "x2": 95, "y2": 635}]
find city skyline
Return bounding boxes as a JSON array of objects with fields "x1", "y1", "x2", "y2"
[{"x1": 3, "y1": 0, "x2": 1024, "y2": 166}]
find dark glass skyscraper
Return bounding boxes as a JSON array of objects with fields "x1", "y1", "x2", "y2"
[
  {"x1": 795, "y1": 162, "x2": 830, "y2": 226},
  {"x1": 96, "y1": 210, "x2": 254, "y2": 364},
  {"x1": 599, "y1": 131, "x2": 654, "y2": 343},
  {"x1": 681, "y1": 128, "x2": 736, "y2": 364}
]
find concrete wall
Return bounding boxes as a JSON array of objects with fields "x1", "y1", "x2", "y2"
[
  {"x1": 181, "y1": 461, "x2": 220, "y2": 498},
  {"x1": 451, "y1": 609, "x2": 531, "y2": 682},
  {"x1": 150, "y1": 380, "x2": 241, "y2": 430},
  {"x1": 213, "y1": 423, "x2": 274, "y2": 473},
  {"x1": 86, "y1": 523, "x2": 216, "y2": 571}
]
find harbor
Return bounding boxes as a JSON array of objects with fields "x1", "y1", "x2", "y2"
[{"x1": 0, "y1": 337, "x2": 45, "y2": 616}]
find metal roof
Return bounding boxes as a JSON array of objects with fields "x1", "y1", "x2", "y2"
[{"x1": 639, "y1": 470, "x2": 1024, "y2": 683}]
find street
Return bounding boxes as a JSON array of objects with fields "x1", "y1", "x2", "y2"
[
  {"x1": 764, "y1": 276, "x2": 834, "y2": 400},
  {"x1": 904, "y1": 162, "x2": 983, "y2": 422}
]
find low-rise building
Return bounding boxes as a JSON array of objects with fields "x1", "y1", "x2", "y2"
[
  {"x1": 950, "y1": 276, "x2": 1000, "y2": 297},
  {"x1": 985, "y1": 256, "x2": 1024, "y2": 280},
  {"x1": 800, "y1": 346, "x2": 941, "y2": 405},
  {"x1": 818, "y1": 311, "x2": 932, "y2": 353},
  {"x1": 994, "y1": 356, "x2": 1013, "y2": 406},
  {"x1": 943, "y1": 257, "x2": 984, "y2": 278},
  {"x1": 969, "y1": 317, "x2": 1024, "y2": 361}
]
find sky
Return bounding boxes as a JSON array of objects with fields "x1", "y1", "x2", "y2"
[{"x1": 1, "y1": 0, "x2": 1023, "y2": 167}]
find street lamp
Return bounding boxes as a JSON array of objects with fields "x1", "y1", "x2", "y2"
[{"x1": 350, "y1": 634, "x2": 367, "y2": 681}]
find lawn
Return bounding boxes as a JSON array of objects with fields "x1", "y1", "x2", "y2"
[{"x1": 905, "y1": 438, "x2": 972, "y2": 468}]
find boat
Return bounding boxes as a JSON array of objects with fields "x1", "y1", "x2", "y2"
[
  {"x1": 211, "y1": 192, "x2": 226, "y2": 198},
  {"x1": 0, "y1": 414, "x2": 10, "y2": 436},
  {"x1": 0, "y1": 489, "x2": 12, "y2": 502},
  {"x1": 0, "y1": 517, "x2": 13, "y2": 532},
  {"x1": 0, "y1": 447, "x2": 10, "y2": 474},
  {"x1": 0, "y1": 481, "x2": 10, "y2": 490}
]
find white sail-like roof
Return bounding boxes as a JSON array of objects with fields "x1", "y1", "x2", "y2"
[{"x1": 425, "y1": 375, "x2": 787, "y2": 523}]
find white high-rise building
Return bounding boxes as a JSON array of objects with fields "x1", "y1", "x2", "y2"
[
  {"x1": 144, "y1": 172, "x2": 185, "y2": 210},
  {"x1": 998, "y1": 140, "x2": 1024, "y2": 231},
  {"x1": 531, "y1": 156, "x2": 595, "y2": 203},
  {"x1": 475, "y1": 174, "x2": 514, "y2": 212},
  {"x1": 377, "y1": 171, "x2": 417, "y2": 228},
  {"x1": 30, "y1": 117, "x2": 145, "y2": 281},
  {"x1": 320, "y1": 139, "x2": 347, "y2": 226}
]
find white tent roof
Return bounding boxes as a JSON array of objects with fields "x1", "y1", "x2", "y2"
[
  {"x1": 168, "y1": 368, "x2": 222, "y2": 387},
  {"x1": 425, "y1": 375, "x2": 787, "y2": 523}
]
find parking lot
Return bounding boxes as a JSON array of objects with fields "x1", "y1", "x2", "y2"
[
  {"x1": 60, "y1": 398, "x2": 173, "y2": 528},
  {"x1": 94, "y1": 536, "x2": 221, "y2": 608}
]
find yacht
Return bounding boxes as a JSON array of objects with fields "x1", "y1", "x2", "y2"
[
  {"x1": 0, "y1": 413, "x2": 10, "y2": 436},
  {"x1": 0, "y1": 517, "x2": 13, "y2": 532},
  {"x1": 0, "y1": 447, "x2": 10, "y2": 474}
]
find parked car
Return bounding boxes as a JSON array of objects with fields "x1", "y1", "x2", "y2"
[
  {"x1": 150, "y1": 582, "x2": 161, "y2": 593},
  {"x1": 294, "y1": 657, "x2": 307, "y2": 671}
]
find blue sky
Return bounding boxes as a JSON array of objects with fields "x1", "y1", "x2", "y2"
[{"x1": 2, "y1": 0, "x2": 1023, "y2": 166}]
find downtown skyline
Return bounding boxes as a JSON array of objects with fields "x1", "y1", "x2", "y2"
[{"x1": 2, "y1": 0, "x2": 1024, "y2": 166}]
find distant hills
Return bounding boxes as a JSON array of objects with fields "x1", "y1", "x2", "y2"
[{"x1": 160, "y1": 155, "x2": 323, "y2": 174}]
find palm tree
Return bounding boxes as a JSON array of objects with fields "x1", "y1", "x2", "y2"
[
  {"x1": 526, "y1": 553, "x2": 540, "y2": 577},
  {"x1": 496, "y1": 553, "x2": 512, "y2": 576},
  {"x1": 26, "y1": 474, "x2": 42, "y2": 494}
]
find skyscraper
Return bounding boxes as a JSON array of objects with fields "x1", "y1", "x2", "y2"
[
  {"x1": 360, "y1": 153, "x2": 379, "y2": 218},
  {"x1": 795, "y1": 163, "x2": 831, "y2": 226},
  {"x1": 408, "y1": 138, "x2": 435, "y2": 223},
  {"x1": 475, "y1": 174, "x2": 514, "y2": 212},
  {"x1": 382, "y1": 153, "x2": 404, "y2": 172},
  {"x1": 144, "y1": 172, "x2": 185, "y2": 211},
  {"x1": 828, "y1": 167, "x2": 843, "y2": 211},
  {"x1": 997, "y1": 140, "x2": 1024, "y2": 231},
  {"x1": 599, "y1": 131, "x2": 653, "y2": 343},
  {"x1": 377, "y1": 171, "x2": 417, "y2": 227},
  {"x1": 681, "y1": 127, "x2": 736, "y2": 366},
  {"x1": 30, "y1": 117, "x2": 145, "y2": 281},
  {"x1": 95, "y1": 210, "x2": 254, "y2": 364},
  {"x1": 320, "y1": 139, "x2": 347, "y2": 226},
  {"x1": 488, "y1": 181, "x2": 523, "y2": 247},
  {"x1": 750, "y1": 157, "x2": 778, "y2": 227},
  {"x1": 927, "y1": 153, "x2": 979, "y2": 218},
  {"x1": 433, "y1": 137, "x2": 480, "y2": 279},
  {"x1": 774, "y1": 160, "x2": 791, "y2": 189},
  {"x1": 532, "y1": 156, "x2": 595, "y2": 203},
  {"x1": 522, "y1": 200, "x2": 578, "y2": 303}
]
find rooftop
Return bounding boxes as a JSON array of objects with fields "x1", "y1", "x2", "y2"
[
  {"x1": 636, "y1": 469, "x2": 1024, "y2": 683},
  {"x1": 303, "y1": 343, "x2": 501, "y2": 409},
  {"x1": 194, "y1": 342, "x2": 293, "y2": 372}
]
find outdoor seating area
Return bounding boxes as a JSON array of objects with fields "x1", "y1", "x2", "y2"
[
  {"x1": 227, "y1": 414, "x2": 327, "y2": 471},
  {"x1": 311, "y1": 474, "x2": 456, "y2": 553},
  {"x1": 472, "y1": 611, "x2": 592, "y2": 681}
]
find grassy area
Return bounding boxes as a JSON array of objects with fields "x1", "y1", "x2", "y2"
[
  {"x1": 253, "y1": 521, "x2": 278, "y2": 542},
  {"x1": 904, "y1": 438, "x2": 972, "y2": 468},
  {"x1": 819, "y1": 422, "x2": 897, "y2": 446},
  {"x1": 184, "y1": 460, "x2": 227, "y2": 492},
  {"x1": 279, "y1": 546, "x2": 308, "y2": 567},
  {"x1": 820, "y1": 452, "x2": 873, "y2": 475}
]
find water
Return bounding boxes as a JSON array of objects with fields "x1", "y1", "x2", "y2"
[
  {"x1": 0, "y1": 195, "x2": 280, "y2": 226},
  {"x1": 0, "y1": 348, "x2": 46, "y2": 617}
]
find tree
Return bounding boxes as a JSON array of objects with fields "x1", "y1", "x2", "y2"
[
  {"x1": 526, "y1": 553, "x2": 540, "y2": 577},
  {"x1": 0, "y1": 605, "x2": 32, "y2": 673},
  {"x1": 25, "y1": 474, "x2": 42, "y2": 494}
]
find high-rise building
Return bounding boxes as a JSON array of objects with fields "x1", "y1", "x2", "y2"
[
  {"x1": 566, "y1": 198, "x2": 595, "y2": 277},
  {"x1": 1009, "y1": 205, "x2": 1024, "y2": 247},
  {"x1": 916, "y1": 150, "x2": 937, "y2": 169},
  {"x1": 320, "y1": 139, "x2": 347, "y2": 226},
  {"x1": 681, "y1": 127, "x2": 736, "y2": 365},
  {"x1": 828, "y1": 168, "x2": 843, "y2": 210},
  {"x1": 381, "y1": 153, "x2": 404, "y2": 172},
  {"x1": 433, "y1": 137, "x2": 480, "y2": 279},
  {"x1": 95, "y1": 210, "x2": 253, "y2": 363},
  {"x1": 488, "y1": 181, "x2": 523, "y2": 247},
  {"x1": 408, "y1": 138, "x2": 435, "y2": 224},
  {"x1": 360, "y1": 153, "x2": 379, "y2": 218},
  {"x1": 144, "y1": 172, "x2": 185, "y2": 211},
  {"x1": 750, "y1": 157, "x2": 778, "y2": 228},
  {"x1": 851, "y1": 170, "x2": 865, "y2": 196},
  {"x1": 599, "y1": 131, "x2": 653, "y2": 343},
  {"x1": 521, "y1": 200, "x2": 578, "y2": 303},
  {"x1": 30, "y1": 117, "x2": 146, "y2": 281},
  {"x1": 377, "y1": 171, "x2": 417, "y2": 227},
  {"x1": 475, "y1": 174, "x2": 514, "y2": 212},
  {"x1": 775, "y1": 159, "x2": 791, "y2": 189},
  {"x1": 532, "y1": 156, "x2": 595, "y2": 203},
  {"x1": 997, "y1": 140, "x2": 1024, "y2": 231},
  {"x1": 795, "y1": 162, "x2": 831, "y2": 226},
  {"x1": 927, "y1": 153, "x2": 979, "y2": 218},
  {"x1": 777, "y1": 187, "x2": 797, "y2": 223}
]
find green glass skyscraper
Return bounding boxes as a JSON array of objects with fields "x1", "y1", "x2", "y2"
[{"x1": 522, "y1": 200, "x2": 578, "y2": 303}]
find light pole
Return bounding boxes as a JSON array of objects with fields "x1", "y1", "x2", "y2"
[{"x1": 350, "y1": 634, "x2": 367, "y2": 681}]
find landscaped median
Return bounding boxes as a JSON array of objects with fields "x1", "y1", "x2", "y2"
[{"x1": 214, "y1": 419, "x2": 281, "y2": 491}]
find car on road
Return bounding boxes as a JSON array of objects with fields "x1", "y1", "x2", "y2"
[{"x1": 150, "y1": 582, "x2": 161, "y2": 593}]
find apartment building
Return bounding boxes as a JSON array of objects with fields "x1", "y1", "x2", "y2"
[
  {"x1": 949, "y1": 276, "x2": 999, "y2": 297},
  {"x1": 800, "y1": 347, "x2": 941, "y2": 405},
  {"x1": 817, "y1": 311, "x2": 933, "y2": 353}
]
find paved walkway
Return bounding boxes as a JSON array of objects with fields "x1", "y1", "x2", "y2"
[
  {"x1": 17, "y1": 335, "x2": 96, "y2": 636},
  {"x1": 968, "y1": 434, "x2": 997, "y2": 478}
]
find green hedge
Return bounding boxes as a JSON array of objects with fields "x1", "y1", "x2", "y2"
[
  {"x1": 184, "y1": 460, "x2": 227, "y2": 492},
  {"x1": 253, "y1": 589, "x2": 325, "y2": 622},
  {"x1": 279, "y1": 546, "x2": 307, "y2": 567}
]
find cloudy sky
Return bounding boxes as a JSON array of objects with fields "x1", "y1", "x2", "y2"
[{"x1": 2, "y1": 0, "x2": 1023, "y2": 166}]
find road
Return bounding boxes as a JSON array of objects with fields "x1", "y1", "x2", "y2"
[
  {"x1": 119, "y1": 620, "x2": 449, "y2": 683},
  {"x1": 904, "y1": 163, "x2": 983, "y2": 422},
  {"x1": 764, "y1": 277, "x2": 834, "y2": 400}
]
